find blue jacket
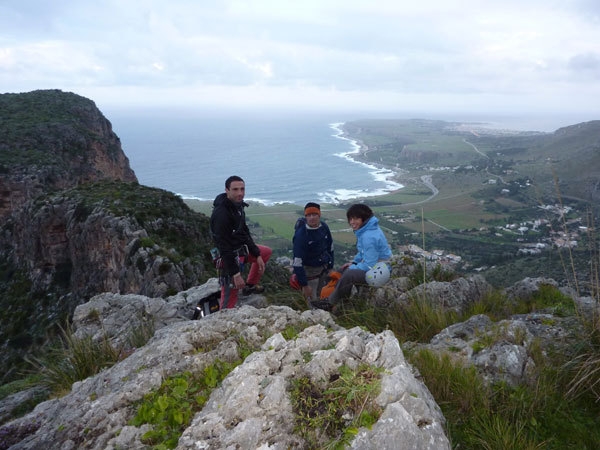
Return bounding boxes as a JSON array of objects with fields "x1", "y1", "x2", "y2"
[
  {"x1": 349, "y1": 216, "x2": 392, "y2": 271},
  {"x1": 292, "y1": 219, "x2": 334, "y2": 286}
]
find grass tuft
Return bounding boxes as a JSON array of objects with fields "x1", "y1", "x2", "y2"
[
  {"x1": 289, "y1": 364, "x2": 383, "y2": 449},
  {"x1": 26, "y1": 325, "x2": 122, "y2": 396}
]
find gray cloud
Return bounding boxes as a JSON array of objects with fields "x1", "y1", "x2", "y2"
[
  {"x1": 569, "y1": 52, "x2": 600, "y2": 76},
  {"x1": 0, "y1": 0, "x2": 599, "y2": 117}
]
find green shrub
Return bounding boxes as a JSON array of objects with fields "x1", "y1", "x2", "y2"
[
  {"x1": 126, "y1": 318, "x2": 156, "y2": 349},
  {"x1": 466, "y1": 290, "x2": 515, "y2": 320},
  {"x1": 395, "y1": 295, "x2": 459, "y2": 342},
  {"x1": 139, "y1": 237, "x2": 155, "y2": 248},
  {"x1": 281, "y1": 324, "x2": 306, "y2": 341},
  {"x1": 334, "y1": 293, "x2": 459, "y2": 344},
  {"x1": 158, "y1": 261, "x2": 172, "y2": 275},
  {"x1": 131, "y1": 362, "x2": 236, "y2": 449},
  {"x1": 530, "y1": 284, "x2": 576, "y2": 316},
  {"x1": 565, "y1": 326, "x2": 600, "y2": 402},
  {"x1": 334, "y1": 297, "x2": 384, "y2": 334}
]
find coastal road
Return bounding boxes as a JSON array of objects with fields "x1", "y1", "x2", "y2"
[
  {"x1": 398, "y1": 175, "x2": 439, "y2": 207},
  {"x1": 420, "y1": 175, "x2": 439, "y2": 199},
  {"x1": 426, "y1": 219, "x2": 452, "y2": 232}
]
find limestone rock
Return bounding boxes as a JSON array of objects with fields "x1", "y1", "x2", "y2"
[
  {"x1": 398, "y1": 275, "x2": 493, "y2": 314},
  {"x1": 3, "y1": 296, "x2": 449, "y2": 450}
]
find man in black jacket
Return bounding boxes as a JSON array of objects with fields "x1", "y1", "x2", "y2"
[{"x1": 210, "y1": 175, "x2": 272, "y2": 308}]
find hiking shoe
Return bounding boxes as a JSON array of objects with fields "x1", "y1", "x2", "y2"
[
  {"x1": 242, "y1": 284, "x2": 265, "y2": 296},
  {"x1": 310, "y1": 299, "x2": 333, "y2": 311}
]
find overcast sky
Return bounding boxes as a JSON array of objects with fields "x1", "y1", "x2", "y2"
[{"x1": 1, "y1": 0, "x2": 599, "y2": 122}]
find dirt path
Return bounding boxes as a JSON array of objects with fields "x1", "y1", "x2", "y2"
[{"x1": 463, "y1": 138, "x2": 489, "y2": 159}]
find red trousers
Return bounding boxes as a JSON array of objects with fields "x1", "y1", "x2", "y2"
[{"x1": 220, "y1": 245, "x2": 272, "y2": 308}]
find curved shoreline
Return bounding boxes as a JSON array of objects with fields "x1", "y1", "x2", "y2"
[
  {"x1": 329, "y1": 122, "x2": 404, "y2": 195},
  {"x1": 331, "y1": 123, "x2": 441, "y2": 205}
]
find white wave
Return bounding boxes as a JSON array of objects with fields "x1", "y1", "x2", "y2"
[
  {"x1": 328, "y1": 122, "x2": 404, "y2": 198},
  {"x1": 244, "y1": 197, "x2": 298, "y2": 207}
]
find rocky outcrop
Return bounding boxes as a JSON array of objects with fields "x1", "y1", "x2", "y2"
[
  {"x1": 397, "y1": 275, "x2": 492, "y2": 313},
  {"x1": 411, "y1": 312, "x2": 584, "y2": 386},
  {"x1": 1, "y1": 289, "x2": 450, "y2": 450},
  {"x1": 71, "y1": 278, "x2": 221, "y2": 345},
  {"x1": 5, "y1": 191, "x2": 210, "y2": 300},
  {"x1": 1, "y1": 271, "x2": 594, "y2": 448},
  {"x1": 0, "y1": 181, "x2": 214, "y2": 383},
  {"x1": 373, "y1": 263, "x2": 493, "y2": 315},
  {"x1": 502, "y1": 276, "x2": 558, "y2": 302},
  {"x1": 339, "y1": 261, "x2": 588, "y2": 388},
  {"x1": 0, "y1": 90, "x2": 137, "y2": 220}
]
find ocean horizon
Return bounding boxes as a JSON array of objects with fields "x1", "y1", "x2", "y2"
[
  {"x1": 107, "y1": 111, "x2": 404, "y2": 206},
  {"x1": 105, "y1": 109, "x2": 592, "y2": 206}
]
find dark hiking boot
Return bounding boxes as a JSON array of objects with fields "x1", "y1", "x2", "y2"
[
  {"x1": 310, "y1": 299, "x2": 333, "y2": 311},
  {"x1": 242, "y1": 284, "x2": 265, "y2": 296}
]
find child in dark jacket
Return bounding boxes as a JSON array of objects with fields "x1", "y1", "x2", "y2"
[{"x1": 292, "y1": 202, "x2": 334, "y2": 302}]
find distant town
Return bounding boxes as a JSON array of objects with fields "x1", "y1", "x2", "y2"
[{"x1": 393, "y1": 202, "x2": 590, "y2": 273}]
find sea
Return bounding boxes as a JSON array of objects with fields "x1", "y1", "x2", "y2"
[{"x1": 105, "y1": 109, "x2": 592, "y2": 206}]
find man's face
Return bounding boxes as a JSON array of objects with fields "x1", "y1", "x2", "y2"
[
  {"x1": 226, "y1": 181, "x2": 245, "y2": 203},
  {"x1": 305, "y1": 213, "x2": 320, "y2": 228}
]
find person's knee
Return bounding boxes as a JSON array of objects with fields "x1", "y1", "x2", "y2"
[{"x1": 259, "y1": 245, "x2": 272, "y2": 261}]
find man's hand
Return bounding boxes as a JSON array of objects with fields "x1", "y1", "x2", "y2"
[
  {"x1": 301, "y1": 285, "x2": 313, "y2": 300},
  {"x1": 256, "y1": 256, "x2": 265, "y2": 273},
  {"x1": 232, "y1": 272, "x2": 245, "y2": 289}
]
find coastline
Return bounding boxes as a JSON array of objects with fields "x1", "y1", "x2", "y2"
[
  {"x1": 329, "y1": 122, "x2": 405, "y2": 196},
  {"x1": 178, "y1": 122, "x2": 405, "y2": 207}
]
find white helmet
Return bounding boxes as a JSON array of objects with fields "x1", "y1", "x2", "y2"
[{"x1": 366, "y1": 262, "x2": 391, "y2": 287}]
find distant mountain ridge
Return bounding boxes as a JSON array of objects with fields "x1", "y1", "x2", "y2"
[
  {"x1": 540, "y1": 121, "x2": 600, "y2": 200},
  {"x1": 346, "y1": 118, "x2": 600, "y2": 203},
  {"x1": 474, "y1": 119, "x2": 600, "y2": 201}
]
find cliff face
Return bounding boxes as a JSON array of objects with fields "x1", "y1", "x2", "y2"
[
  {"x1": 7, "y1": 191, "x2": 209, "y2": 300},
  {"x1": 0, "y1": 90, "x2": 137, "y2": 220},
  {"x1": 0, "y1": 91, "x2": 212, "y2": 382}
]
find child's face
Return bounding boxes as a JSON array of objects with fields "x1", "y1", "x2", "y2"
[{"x1": 305, "y1": 212, "x2": 320, "y2": 228}]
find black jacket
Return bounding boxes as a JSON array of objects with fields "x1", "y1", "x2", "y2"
[
  {"x1": 292, "y1": 218, "x2": 334, "y2": 286},
  {"x1": 210, "y1": 193, "x2": 260, "y2": 277}
]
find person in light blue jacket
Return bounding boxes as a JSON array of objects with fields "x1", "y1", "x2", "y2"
[{"x1": 312, "y1": 203, "x2": 391, "y2": 310}]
